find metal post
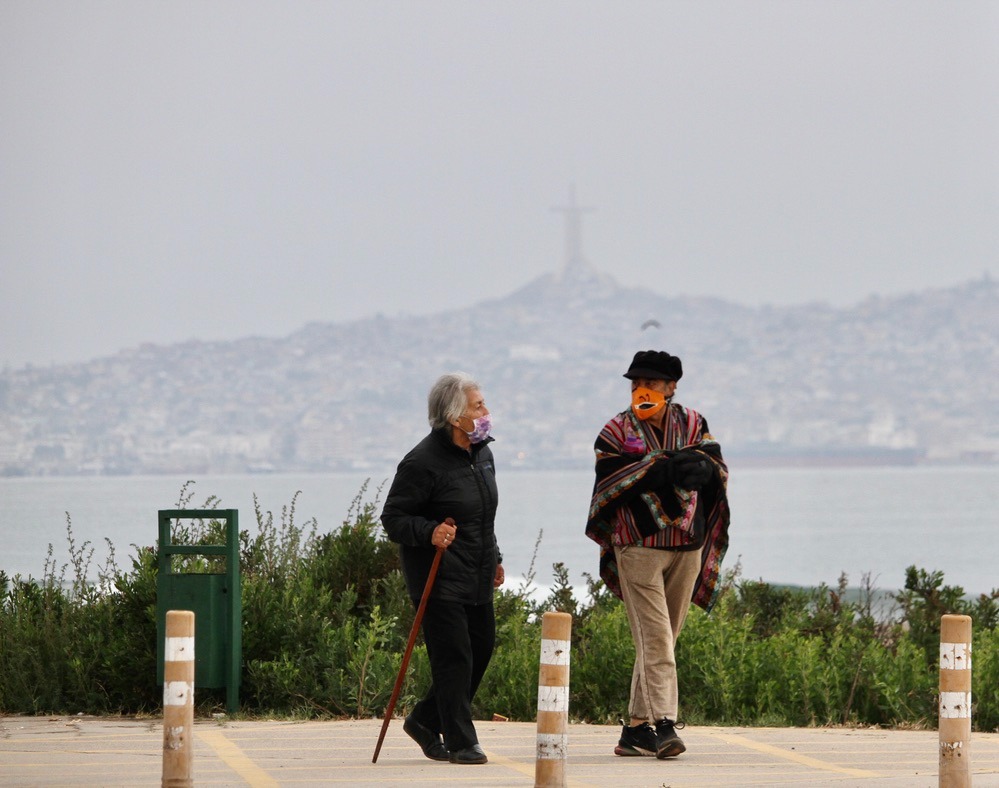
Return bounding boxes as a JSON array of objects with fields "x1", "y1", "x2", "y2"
[
  {"x1": 535, "y1": 611, "x2": 572, "y2": 788},
  {"x1": 162, "y1": 610, "x2": 195, "y2": 788},
  {"x1": 939, "y1": 614, "x2": 972, "y2": 788}
]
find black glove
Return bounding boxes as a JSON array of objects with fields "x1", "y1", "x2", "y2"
[
  {"x1": 643, "y1": 457, "x2": 673, "y2": 489},
  {"x1": 669, "y1": 451, "x2": 714, "y2": 491}
]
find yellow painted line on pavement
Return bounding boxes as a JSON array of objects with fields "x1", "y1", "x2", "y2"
[
  {"x1": 703, "y1": 729, "x2": 879, "y2": 778},
  {"x1": 482, "y1": 748, "x2": 599, "y2": 788},
  {"x1": 197, "y1": 728, "x2": 280, "y2": 787},
  {"x1": 477, "y1": 749, "x2": 535, "y2": 779}
]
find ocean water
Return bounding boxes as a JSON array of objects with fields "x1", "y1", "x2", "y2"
[{"x1": 2, "y1": 466, "x2": 997, "y2": 597}]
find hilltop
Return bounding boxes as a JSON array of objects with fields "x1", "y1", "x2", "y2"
[{"x1": 1, "y1": 271, "x2": 996, "y2": 476}]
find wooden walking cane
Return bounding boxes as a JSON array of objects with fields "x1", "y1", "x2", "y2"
[{"x1": 372, "y1": 519, "x2": 452, "y2": 763}]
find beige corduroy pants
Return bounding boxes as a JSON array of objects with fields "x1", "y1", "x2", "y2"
[{"x1": 614, "y1": 544, "x2": 701, "y2": 723}]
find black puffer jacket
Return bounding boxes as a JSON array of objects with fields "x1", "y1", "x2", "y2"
[{"x1": 381, "y1": 428, "x2": 500, "y2": 605}]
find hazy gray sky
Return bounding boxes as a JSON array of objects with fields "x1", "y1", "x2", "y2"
[{"x1": 2, "y1": 1, "x2": 997, "y2": 368}]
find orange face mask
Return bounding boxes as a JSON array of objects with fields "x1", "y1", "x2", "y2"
[{"x1": 631, "y1": 386, "x2": 667, "y2": 420}]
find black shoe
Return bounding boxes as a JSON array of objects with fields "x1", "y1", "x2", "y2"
[
  {"x1": 448, "y1": 743, "x2": 488, "y2": 764},
  {"x1": 614, "y1": 719, "x2": 657, "y2": 756},
  {"x1": 403, "y1": 716, "x2": 449, "y2": 761},
  {"x1": 653, "y1": 718, "x2": 686, "y2": 759}
]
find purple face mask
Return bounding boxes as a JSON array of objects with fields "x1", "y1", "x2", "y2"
[{"x1": 464, "y1": 414, "x2": 492, "y2": 444}]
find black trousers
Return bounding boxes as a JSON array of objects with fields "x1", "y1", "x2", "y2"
[{"x1": 409, "y1": 598, "x2": 496, "y2": 752}]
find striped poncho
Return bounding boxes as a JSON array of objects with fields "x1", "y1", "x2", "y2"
[{"x1": 585, "y1": 404, "x2": 731, "y2": 612}]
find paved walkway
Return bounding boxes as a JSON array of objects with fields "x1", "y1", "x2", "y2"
[{"x1": 2, "y1": 715, "x2": 999, "y2": 787}]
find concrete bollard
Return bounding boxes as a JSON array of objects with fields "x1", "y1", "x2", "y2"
[
  {"x1": 939, "y1": 614, "x2": 972, "y2": 788},
  {"x1": 162, "y1": 610, "x2": 195, "y2": 788},
  {"x1": 535, "y1": 611, "x2": 572, "y2": 788}
]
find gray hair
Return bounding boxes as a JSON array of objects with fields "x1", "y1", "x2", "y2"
[{"x1": 428, "y1": 372, "x2": 480, "y2": 429}]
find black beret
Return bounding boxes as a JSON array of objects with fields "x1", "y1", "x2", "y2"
[{"x1": 623, "y1": 350, "x2": 683, "y2": 382}]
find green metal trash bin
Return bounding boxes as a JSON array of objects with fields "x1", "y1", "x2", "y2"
[{"x1": 156, "y1": 509, "x2": 241, "y2": 714}]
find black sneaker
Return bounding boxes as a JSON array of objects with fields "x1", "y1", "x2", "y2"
[
  {"x1": 614, "y1": 719, "x2": 657, "y2": 756},
  {"x1": 653, "y1": 718, "x2": 686, "y2": 759}
]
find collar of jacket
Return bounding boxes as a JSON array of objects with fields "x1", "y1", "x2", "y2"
[{"x1": 431, "y1": 426, "x2": 494, "y2": 456}]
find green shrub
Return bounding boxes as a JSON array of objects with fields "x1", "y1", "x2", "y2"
[
  {"x1": 2, "y1": 484, "x2": 998, "y2": 733},
  {"x1": 974, "y1": 627, "x2": 999, "y2": 732},
  {"x1": 469, "y1": 589, "x2": 540, "y2": 721}
]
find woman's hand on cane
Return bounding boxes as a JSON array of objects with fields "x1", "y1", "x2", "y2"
[{"x1": 432, "y1": 519, "x2": 457, "y2": 550}]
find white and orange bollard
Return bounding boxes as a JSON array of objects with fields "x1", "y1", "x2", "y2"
[
  {"x1": 939, "y1": 614, "x2": 972, "y2": 788},
  {"x1": 534, "y1": 611, "x2": 572, "y2": 788},
  {"x1": 162, "y1": 610, "x2": 195, "y2": 788}
]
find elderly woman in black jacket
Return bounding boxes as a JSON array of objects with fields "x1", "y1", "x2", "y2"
[{"x1": 381, "y1": 371, "x2": 504, "y2": 766}]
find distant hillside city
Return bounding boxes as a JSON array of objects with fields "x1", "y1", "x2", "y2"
[{"x1": 1, "y1": 224, "x2": 997, "y2": 476}]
